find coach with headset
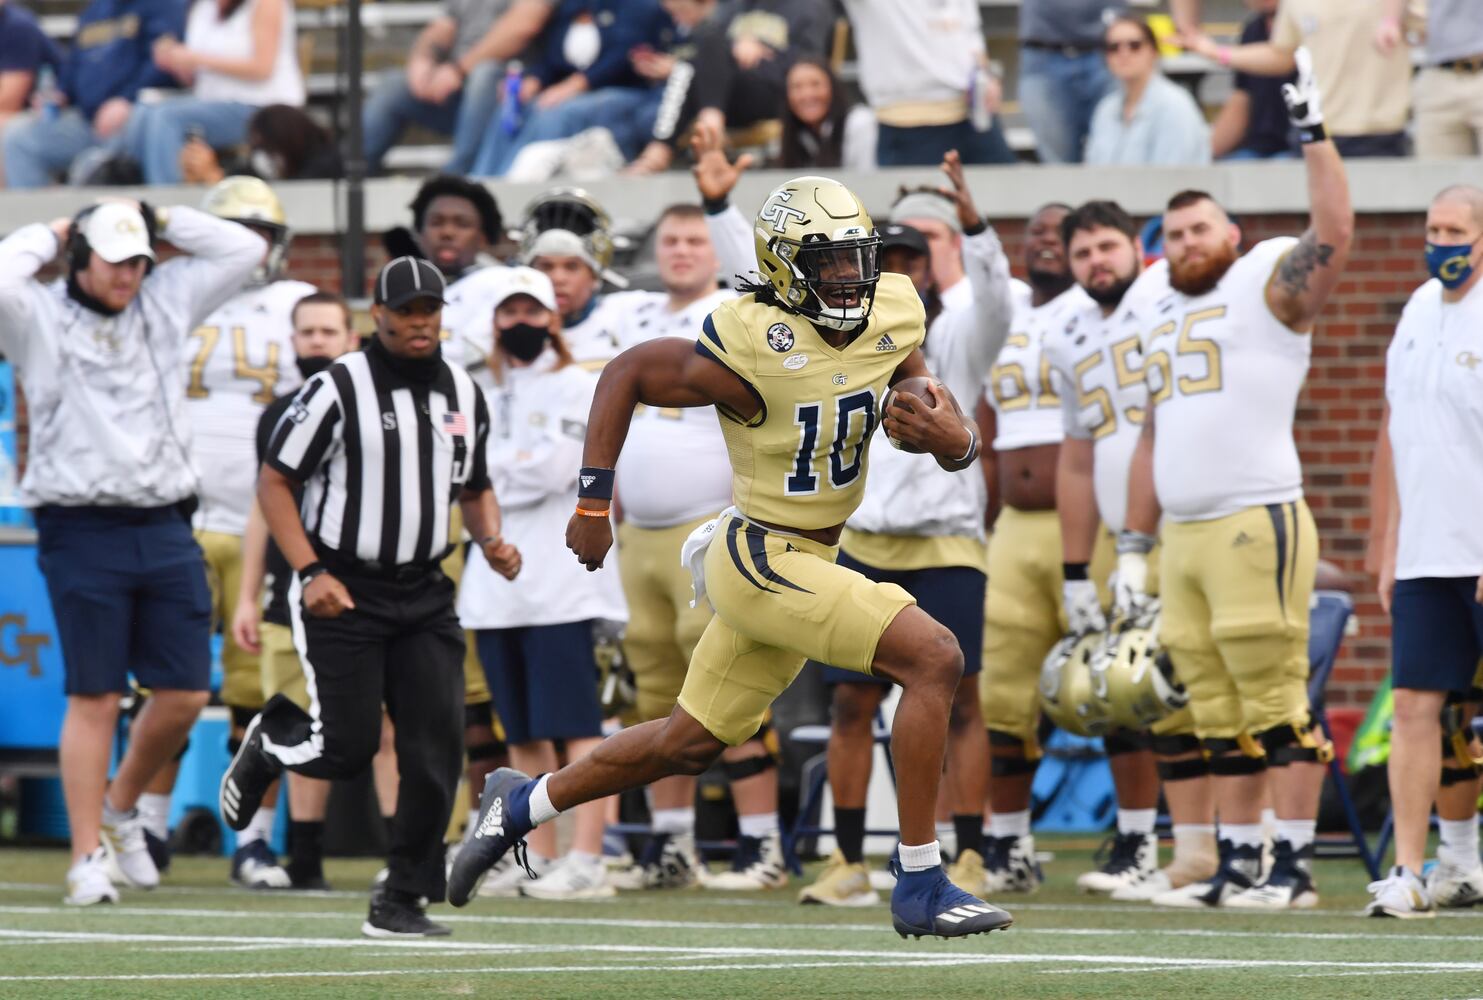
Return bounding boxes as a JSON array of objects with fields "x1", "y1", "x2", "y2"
[{"x1": 0, "y1": 199, "x2": 264, "y2": 906}]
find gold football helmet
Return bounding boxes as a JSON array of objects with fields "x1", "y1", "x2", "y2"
[
  {"x1": 518, "y1": 187, "x2": 621, "y2": 284},
  {"x1": 1090, "y1": 617, "x2": 1189, "y2": 731},
  {"x1": 1040, "y1": 633, "x2": 1113, "y2": 737},
  {"x1": 202, "y1": 176, "x2": 289, "y2": 284},
  {"x1": 753, "y1": 176, "x2": 882, "y2": 332}
]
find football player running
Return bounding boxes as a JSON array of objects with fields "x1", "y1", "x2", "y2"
[
  {"x1": 1045, "y1": 200, "x2": 1218, "y2": 900},
  {"x1": 1120, "y1": 48, "x2": 1353, "y2": 909},
  {"x1": 451, "y1": 176, "x2": 1013, "y2": 940},
  {"x1": 975, "y1": 201, "x2": 1094, "y2": 894}
]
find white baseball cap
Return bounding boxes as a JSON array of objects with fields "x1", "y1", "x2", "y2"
[
  {"x1": 81, "y1": 202, "x2": 156, "y2": 264},
  {"x1": 491, "y1": 266, "x2": 557, "y2": 312}
]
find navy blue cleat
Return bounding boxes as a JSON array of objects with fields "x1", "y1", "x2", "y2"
[
  {"x1": 890, "y1": 861, "x2": 1014, "y2": 939},
  {"x1": 447, "y1": 768, "x2": 537, "y2": 907}
]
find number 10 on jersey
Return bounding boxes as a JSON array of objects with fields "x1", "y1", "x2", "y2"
[{"x1": 786, "y1": 390, "x2": 877, "y2": 495}]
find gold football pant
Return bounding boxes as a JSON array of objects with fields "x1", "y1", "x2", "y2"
[{"x1": 197, "y1": 529, "x2": 261, "y2": 711}]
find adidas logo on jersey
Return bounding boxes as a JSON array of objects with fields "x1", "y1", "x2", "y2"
[
  {"x1": 875, "y1": 334, "x2": 898, "y2": 352},
  {"x1": 475, "y1": 799, "x2": 504, "y2": 840}
]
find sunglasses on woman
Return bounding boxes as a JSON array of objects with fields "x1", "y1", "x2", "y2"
[{"x1": 1105, "y1": 38, "x2": 1148, "y2": 54}]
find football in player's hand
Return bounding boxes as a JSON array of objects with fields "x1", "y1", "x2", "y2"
[{"x1": 882, "y1": 376, "x2": 938, "y2": 453}]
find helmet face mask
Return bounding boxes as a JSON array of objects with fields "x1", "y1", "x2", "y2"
[
  {"x1": 754, "y1": 177, "x2": 882, "y2": 334},
  {"x1": 1040, "y1": 633, "x2": 1113, "y2": 737},
  {"x1": 1091, "y1": 613, "x2": 1190, "y2": 730},
  {"x1": 202, "y1": 176, "x2": 290, "y2": 285},
  {"x1": 519, "y1": 187, "x2": 617, "y2": 281}
]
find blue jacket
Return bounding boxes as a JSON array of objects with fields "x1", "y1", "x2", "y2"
[
  {"x1": 60, "y1": 0, "x2": 185, "y2": 119},
  {"x1": 531, "y1": 0, "x2": 670, "y2": 90}
]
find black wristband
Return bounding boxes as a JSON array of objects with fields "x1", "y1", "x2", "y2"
[
  {"x1": 298, "y1": 561, "x2": 328, "y2": 586},
  {"x1": 963, "y1": 216, "x2": 988, "y2": 237},
  {"x1": 1062, "y1": 562, "x2": 1090, "y2": 581},
  {"x1": 701, "y1": 195, "x2": 730, "y2": 216},
  {"x1": 1295, "y1": 121, "x2": 1327, "y2": 144},
  {"x1": 577, "y1": 467, "x2": 615, "y2": 500}
]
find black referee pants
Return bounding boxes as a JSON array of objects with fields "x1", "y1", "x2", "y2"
[{"x1": 259, "y1": 567, "x2": 464, "y2": 901}]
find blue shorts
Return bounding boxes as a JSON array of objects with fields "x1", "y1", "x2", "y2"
[
  {"x1": 1392, "y1": 577, "x2": 1483, "y2": 693},
  {"x1": 34, "y1": 504, "x2": 212, "y2": 696},
  {"x1": 814, "y1": 553, "x2": 986, "y2": 686},
  {"x1": 476, "y1": 620, "x2": 604, "y2": 745}
]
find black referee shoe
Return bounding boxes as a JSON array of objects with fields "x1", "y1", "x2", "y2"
[
  {"x1": 219, "y1": 714, "x2": 283, "y2": 832},
  {"x1": 361, "y1": 890, "x2": 452, "y2": 938}
]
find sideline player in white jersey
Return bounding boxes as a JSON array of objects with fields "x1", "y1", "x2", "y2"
[
  {"x1": 181, "y1": 177, "x2": 314, "y2": 889},
  {"x1": 1120, "y1": 49, "x2": 1353, "y2": 910},
  {"x1": 975, "y1": 202, "x2": 1095, "y2": 894},
  {"x1": 1045, "y1": 200, "x2": 1217, "y2": 900}
]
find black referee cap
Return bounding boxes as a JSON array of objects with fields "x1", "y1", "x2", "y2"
[
  {"x1": 375, "y1": 256, "x2": 447, "y2": 310},
  {"x1": 879, "y1": 223, "x2": 929, "y2": 258}
]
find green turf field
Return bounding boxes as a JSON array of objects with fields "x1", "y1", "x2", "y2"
[{"x1": 2, "y1": 839, "x2": 1480, "y2": 999}]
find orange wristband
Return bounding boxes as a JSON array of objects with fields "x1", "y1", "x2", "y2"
[{"x1": 575, "y1": 505, "x2": 611, "y2": 518}]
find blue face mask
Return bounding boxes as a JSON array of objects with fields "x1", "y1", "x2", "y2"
[{"x1": 1425, "y1": 239, "x2": 1479, "y2": 290}]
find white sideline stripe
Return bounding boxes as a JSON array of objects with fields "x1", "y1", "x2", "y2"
[{"x1": 5, "y1": 903, "x2": 1483, "y2": 946}]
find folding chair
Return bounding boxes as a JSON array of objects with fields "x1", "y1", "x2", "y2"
[
  {"x1": 781, "y1": 712, "x2": 896, "y2": 874},
  {"x1": 1308, "y1": 589, "x2": 1383, "y2": 879}
]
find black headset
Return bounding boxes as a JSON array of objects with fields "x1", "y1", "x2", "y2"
[{"x1": 65, "y1": 202, "x2": 159, "y2": 275}]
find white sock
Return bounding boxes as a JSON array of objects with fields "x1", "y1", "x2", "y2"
[
  {"x1": 989, "y1": 810, "x2": 1031, "y2": 839},
  {"x1": 238, "y1": 807, "x2": 275, "y2": 848},
  {"x1": 898, "y1": 840, "x2": 942, "y2": 872},
  {"x1": 528, "y1": 774, "x2": 560, "y2": 826},
  {"x1": 1438, "y1": 816, "x2": 1480, "y2": 869},
  {"x1": 137, "y1": 793, "x2": 172, "y2": 840},
  {"x1": 652, "y1": 807, "x2": 695, "y2": 836},
  {"x1": 567, "y1": 849, "x2": 600, "y2": 868},
  {"x1": 1274, "y1": 818, "x2": 1316, "y2": 851},
  {"x1": 738, "y1": 812, "x2": 778, "y2": 839},
  {"x1": 1260, "y1": 807, "x2": 1276, "y2": 835},
  {"x1": 1117, "y1": 808, "x2": 1157, "y2": 835},
  {"x1": 1221, "y1": 822, "x2": 1263, "y2": 849}
]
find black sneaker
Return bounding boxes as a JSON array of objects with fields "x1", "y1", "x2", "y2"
[
  {"x1": 218, "y1": 714, "x2": 283, "y2": 832},
  {"x1": 447, "y1": 768, "x2": 536, "y2": 907},
  {"x1": 144, "y1": 830, "x2": 172, "y2": 875},
  {"x1": 286, "y1": 864, "x2": 332, "y2": 891},
  {"x1": 1153, "y1": 839, "x2": 1263, "y2": 908},
  {"x1": 361, "y1": 891, "x2": 452, "y2": 938}
]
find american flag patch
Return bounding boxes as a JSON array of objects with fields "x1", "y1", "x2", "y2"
[{"x1": 443, "y1": 412, "x2": 468, "y2": 435}]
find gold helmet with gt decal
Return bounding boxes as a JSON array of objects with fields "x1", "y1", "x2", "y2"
[
  {"x1": 1090, "y1": 614, "x2": 1190, "y2": 730},
  {"x1": 1039, "y1": 632, "x2": 1112, "y2": 737},
  {"x1": 753, "y1": 176, "x2": 882, "y2": 333},
  {"x1": 202, "y1": 175, "x2": 290, "y2": 285}
]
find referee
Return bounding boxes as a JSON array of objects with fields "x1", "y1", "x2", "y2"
[{"x1": 220, "y1": 256, "x2": 521, "y2": 938}]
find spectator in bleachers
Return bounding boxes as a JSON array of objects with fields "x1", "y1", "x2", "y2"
[
  {"x1": 362, "y1": 0, "x2": 553, "y2": 176},
  {"x1": 0, "y1": 1, "x2": 54, "y2": 130},
  {"x1": 1, "y1": 0, "x2": 185, "y2": 189},
  {"x1": 628, "y1": 0, "x2": 829, "y2": 175},
  {"x1": 470, "y1": 0, "x2": 672, "y2": 178},
  {"x1": 179, "y1": 103, "x2": 342, "y2": 184},
  {"x1": 1209, "y1": 0, "x2": 1295, "y2": 160},
  {"x1": 1376, "y1": 0, "x2": 1483, "y2": 158},
  {"x1": 1017, "y1": 0, "x2": 1123, "y2": 164},
  {"x1": 1180, "y1": 0, "x2": 1412, "y2": 158},
  {"x1": 1085, "y1": 15, "x2": 1210, "y2": 166},
  {"x1": 109, "y1": 0, "x2": 307, "y2": 186},
  {"x1": 839, "y1": 0, "x2": 1014, "y2": 167},
  {"x1": 776, "y1": 55, "x2": 874, "y2": 170}
]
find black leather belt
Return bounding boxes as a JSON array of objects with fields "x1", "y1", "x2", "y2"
[
  {"x1": 1437, "y1": 55, "x2": 1483, "y2": 73},
  {"x1": 1022, "y1": 39, "x2": 1101, "y2": 57}
]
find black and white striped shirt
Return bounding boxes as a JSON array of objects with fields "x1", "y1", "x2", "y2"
[{"x1": 265, "y1": 347, "x2": 490, "y2": 568}]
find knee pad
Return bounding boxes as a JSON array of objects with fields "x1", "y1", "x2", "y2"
[
  {"x1": 988, "y1": 730, "x2": 1040, "y2": 776},
  {"x1": 1256, "y1": 716, "x2": 1334, "y2": 766},
  {"x1": 464, "y1": 700, "x2": 494, "y2": 732},
  {"x1": 1442, "y1": 701, "x2": 1483, "y2": 769},
  {"x1": 1441, "y1": 765, "x2": 1481, "y2": 788},
  {"x1": 753, "y1": 717, "x2": 780, "y2": 758},
  {"x1": 722, "y1": 753, "x2": 776, "y2": 782},
  {"x1": 1157, "y1": 756, "x2": 1210, "y2": 781},
  {"x1": 1202, "y1": 733, "x2": 1269, "y2": 775},
  {"x1": 1151, "y1": 733, "x2": 1202, "y2": 757},
  {"x1": 230, "y1": 705, "x2": 259, "y2": 732},
  {"x1": 1104, "y1": 730, "x2": 1150, "y2": 757}
]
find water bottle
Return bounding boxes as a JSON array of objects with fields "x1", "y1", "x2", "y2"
[
  {"x1": 37, "y1": 65, "x2": 60, "y2": 123},
  {"x1": 968, "y1": 65, "x2": 993, "y2": 133},
  {"x1": 499, "y1": 61, "x2": 524, "y2": 137}
]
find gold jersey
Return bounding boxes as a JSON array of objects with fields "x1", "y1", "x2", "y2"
[{"x1": 696, "y1": 271, "x2": 926, "y2": 530}]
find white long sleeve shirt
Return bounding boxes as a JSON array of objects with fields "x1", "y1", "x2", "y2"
[
  {"x1": 456, "y1": 355, "x2": 627, "y2": 629},
  {"x1": 0, "y1": 208, "x2": 265, "y2": 507}
]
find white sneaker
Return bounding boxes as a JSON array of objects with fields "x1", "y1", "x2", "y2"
[
  {"x1": 1366, "y1": 865, "x2": 1435, "y2": 919},
  {"x1": 478, "y1": 854, "x2": 551, "y2": 898},
  {"x1": 703, "y1": 833, "x2": 788, "y2": 890},
  {"x1": 608, "y1": 832, "x2": 700, "y2": 891},
  {"x1": 231, "y1": 840, "x2": 292, "y2": 889},
  {"x1": 1152, "y1": 841, "x2": 1263, "y2": 909},
  {"x1": 1077, "y1": 832, "x2": 1158, "y2": 895},
  {"x1": 101, "y1": 801, "x2": 159, "y2": 889},
  {"x1": 1112, "y1": 868, "x2": 1171, "y2": 901},
  {"x1": 520, "y1": 854, "x2": 617, "y2": 900},
  {"x1": 982, "y1": 835, "x2": 1042, "y2": 894},
  {"x1": 1226, "y1": 841, "x2": 1318, "y2": 911},
  {"x1": 65, "y1": 848, "x2": 120, "y2": 906},
  {"x1": 1427, "y1": 861, "x2": 1483, "y2": 909}
]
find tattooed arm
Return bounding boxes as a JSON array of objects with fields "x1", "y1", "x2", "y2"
[{"x1": 1265, "y1": 139, "x2": 1354, "y2": 332}]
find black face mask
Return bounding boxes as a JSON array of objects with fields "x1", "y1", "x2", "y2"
[
  {"x1": 499, "y1": 323, "x2": 550, "y2": 363},
  {"x1": 296, "y1": 355, "x2": 335, "y2": 379}
]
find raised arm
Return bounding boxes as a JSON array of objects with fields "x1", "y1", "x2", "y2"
[
  {"x1": 148, "y1": 206, "x2": 267, "y2": 329},
  {"x1": 0, "y1": 219, "x2": 68, "y2": 367},
  {"x1": 691, "y1": 121, "x2": 759, "y2": 287},
  {"x1": 934, "y1": 150, "x2": 1014, "y2": 398},
  {"x1": 565, "y1": 337, "x2": 759, "y2": 570},
  {"x1": 1264, "y1": 49, "x2": 1354, "y2": 332}
]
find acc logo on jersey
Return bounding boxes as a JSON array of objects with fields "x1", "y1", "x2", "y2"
[
  {"x1": 783, "y1": 352, "x2": 809, "y2": 370},
  {"x1": 767, "y1": 323, "x2": 795, "y2": 352}
]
